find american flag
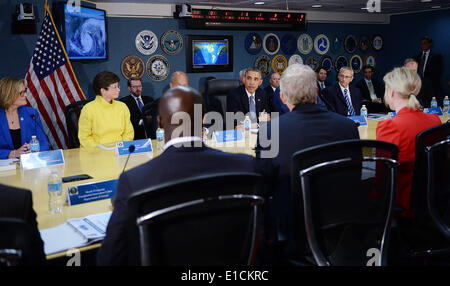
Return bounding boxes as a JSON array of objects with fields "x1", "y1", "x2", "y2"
[{"x1": 25, "y1": 5, "x2": 85, "y2": 150}]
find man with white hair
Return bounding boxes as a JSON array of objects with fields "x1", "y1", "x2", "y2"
[
  {"x1": 322, "y1": 66, "x2": 362, "y2": 116},
  {"x1": 256, "y1": 64, "x2": 359, "y2": 262}
]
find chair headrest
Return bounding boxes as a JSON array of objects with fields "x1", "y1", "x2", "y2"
[{"x1": 205, "y1": 79, "x2": 240, "y2": 97}]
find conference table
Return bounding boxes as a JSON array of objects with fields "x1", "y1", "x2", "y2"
[{"x1": 0, "y1": 117, "x2": 430, "y2": 259}]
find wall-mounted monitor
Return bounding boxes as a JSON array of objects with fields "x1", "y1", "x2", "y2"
[
  {"x1": 186, "y1": 35, "x2": 233, "y2": 73},
  {"x1": 53, "y1": 3, "x2": 107, "y2": 60}
]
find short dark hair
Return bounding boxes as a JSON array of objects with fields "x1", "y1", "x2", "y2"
[
  {"x1": 363, "y1": 65, "x2": 374, "y2": 72},
  {"x1": 127, "y1": 77, "x2": 142, "y2": 87},
  {"x1": 421, "y1": 36, "x2": 432, "y2": 44},
  {"x1": 93, "y1": 71, "x2": 120, "y2": 95},
  {"x1": 315, "y1": 66, "x2": 327, "y2": 74},
  {"x1": 245, "y1": 67, "x2": 262, "y2": 78}
]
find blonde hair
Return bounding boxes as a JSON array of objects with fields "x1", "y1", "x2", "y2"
[
  {"x1": 280, "y1": 64, "x2": 317, "y2": 105},
  {"x1": 383, "y1": 67, "x2": 421, "y2": 110},
  {"x1": 0, "y1": 77, "x2": 25, "y2": 109}
]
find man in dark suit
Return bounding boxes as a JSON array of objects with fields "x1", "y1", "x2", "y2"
[
  {"x1": 316, "y1": 66, "x2": 331, "y2": 91},
  {"x1": 415, "y1": 36, "x2": 442, "y2": 99},
  {"x1": 97, "y1": 86, "x2": 262, "y2": 265},
  {"x1": 256, "y1": 63, "x2": 360, "y2": 262},
  {"x1": 264, "y1": 73, "x2": 280, "y2": 112},
  {"x1": 404, "y1": 58, "x2": 434, "y2": 108},
  {"x1": 120, "y1": 77, "x2": 153, "y2": 140},
  {"x1": 355, "y1": 65, "x2": 387, "y2": 113},
  {"x1": 322, "y1": 66, "x2": 362, "y2": 116},
  {"x1": 0, "y1": 184, "x2": 46, "y2": 265},
  {"x1": 227, "y1": 67, "x2": 271, "y2": 129}
]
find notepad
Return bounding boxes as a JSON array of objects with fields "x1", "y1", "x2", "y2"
[
  {"x1": 0, "y1": 159, "x2": 17, "y2": 172},
  {"x1": 39, "y1": 212, "x2": 112, "y2": 255}
]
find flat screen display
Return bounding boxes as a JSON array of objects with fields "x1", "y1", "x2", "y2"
[
  {"x1": 64, "y1": 4, "x2": 107, "y2": 60},
  {"x1": 186, "y1": 35, "x2": 233, "y2": 73},
  {"x1": 192, "y1": 40, "x2": 229, "y2": 65}
]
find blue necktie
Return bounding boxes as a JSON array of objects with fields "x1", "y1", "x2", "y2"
[
  {"x1": 249, "y1": 95, "x2": 257, "y2": 122},
  {"x1": 137, "y1": 97, "x2": 143, "y2": 112},
  {"x1": 344, "y1": 88, "x2": 355, "y2": 116},
  {"x1": 321, "y1": 82, "x2": 325, "y2": 90}
]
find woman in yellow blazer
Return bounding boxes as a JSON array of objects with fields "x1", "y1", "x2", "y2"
[{"x1": 78, "y1": 71, "x2": 134, "y2": 147}]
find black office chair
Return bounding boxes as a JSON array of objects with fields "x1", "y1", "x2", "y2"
[
  {"x1": 292, "y1": 139, "x2": 399, "y2": 266},
  {"x1": 204, "y1": 79, "x2": 240, "y2": 118},
  {"x1": 0, "y1": 218, "x2": 34, "y2": 266},
  {"x1": 127, "y1": 173, "x2": 265, "y2": 266},
  {"x1": 64, "y1": 100, "x2": 89, "y2": 149},
  {"x1": 141, "y1": 99, "x2": 159, "y2": 140}
]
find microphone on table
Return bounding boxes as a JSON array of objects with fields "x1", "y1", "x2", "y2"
[{"x1": 121, "y1": 145, "x2": 135, "y2": 174}]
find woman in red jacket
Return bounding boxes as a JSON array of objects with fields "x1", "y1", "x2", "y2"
[{"x1": 376, "y1": 67, "x2": 441, "y2": 217}]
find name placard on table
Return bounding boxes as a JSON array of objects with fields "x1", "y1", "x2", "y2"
[
  {"x1": 115, "y1": 139, "x2": 153, "y2": 156},
  {"x1": 213, "y1": 129, "x2": 244, "y2": 143},
  {"x1": 348, "y1": 115, "x2": 368, "y2": 126},
  {"x1": 20, "y1": 149, "x2": 65, "y2": 170},
  {"x1": 424, "y1": 107, "x2": 444, "y2": 116},
  {"x1": 67, "y1": 179, "x2": 118, "y2": 206}
]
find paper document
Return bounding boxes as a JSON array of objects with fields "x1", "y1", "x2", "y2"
[
  {"x1": 40, "y1": 211, "x2": 112, "y2": 255},
  {"x1": 0, "y1": 159, "x2": 17, "y2": 171}
]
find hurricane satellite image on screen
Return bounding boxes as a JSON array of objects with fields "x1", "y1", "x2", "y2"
[
  {"x1": 65, "y1": 7, "x2": 106, "y2": 59},
  {"x1": 193, "y1": 41, "x2": 228, "y2": 65}
]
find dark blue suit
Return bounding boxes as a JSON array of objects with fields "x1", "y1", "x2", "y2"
[
  {"x1": 227, "y1": 86, "x2": 271, "y2": 124},
  {"x1": 97, "y1": 141, "x2": 260, "y2": 265},
  {"x1": 272, "y1": 87, "x2": 328, "y2": 116},
  {"x1": 256, "y1": 104, "x2": 359, "y2": 258},
  {"x1": 322, "y1": 83, "x2": 362, "y2": 116},
  {"x1": 0, "y1": 106, "x2": 50, "y2": 158}
]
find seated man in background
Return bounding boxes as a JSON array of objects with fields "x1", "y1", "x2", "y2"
[
  {"x1": 264, "y1": 72, "x2": 280, "y2": 112},
  {"x1": 120, "y1": 77, "x2": 154, "y2": 140},
  {"x1": 322, "y1": 66, "x2": 362, "y2": 116},
  {"x1": 169, "y1": 71, "x2": 189, "y2": 88},
  {"x1": 227, "y1": 67, "x2": 271, "y2": 128},
  {"x1": 256, "y1": 64, "x2": 359, "y2": 262},
  {"x1": 97, "y1": 86, "x2": 263, "y2": 265},
  {"x1": 78, "y1": 71, "x2": 134, "y2": 147},
  {"x1": 316, "y1": 66, "x2": 331, "y2": 91},
  {"x1": 239, "y1": 69, "x2": 247, "y2": 85},
  {"x1": 355, "y1": 65, "x2": 387, "y2": 113}
]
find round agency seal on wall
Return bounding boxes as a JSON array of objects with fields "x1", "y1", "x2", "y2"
[
  {"x1": 314, "y1": 34, "x2": 330, "y2": 55},
  {"x1": 288, "y1": 54, "x2": 303, "y2": 66},
  {"x1": 146, "y1": 54, "x2": 170, "y2": 81},
  {"x1": 364, "y1": 53, "x2": 377, "y2": 69},
  {"x1": 254, "y1": 55, "x2": 271, "y2": 78},
  {"x1": 358, "y1": 34, "x2": 370, "y2": 52},
  {"x1": 372, "y1": 34, "x2": 384, "y2": 51},
  {"x1": 245, "y1": 32, "x2": 262, "y2": 55},
  {"x1": 319, "y1": 56, "x2": 333, "y2": 72},
  {"x1": 297, "y1": 33, "x2": 313, "y2": 55},
  {"x1": 344, "y1": 34, "x2": 357, "y2": 54},
  {"x1": 271, "y1": 54, "x2": 288, "y2": 74},
  {"x1": 280, "y1": 34, "x2": 297, "y2": 55},
  {"x1": 330, "y1": 35, "x2": 342, "y2": 54},
  {"x1": 121, "y1": 54, "x2": 145, "y2": 80},
  {"x1": 350, "y1": 55, "x2": 363, "y2": 74},
  {"x1": 263, "y1": 33, "x2": 280, "y2": 55},
  {"x1": 334, "y1": 55, "x2": 348, "y2": 72},
  {"x1": 160, "y1": 30, "x2": 183, "y2": 56},
  {"x1": 135, "y1": 30, "x2": 158, "y2": 55},
  {"x1": 305, "y1": 55, "x2": 319, "y2": 71}
]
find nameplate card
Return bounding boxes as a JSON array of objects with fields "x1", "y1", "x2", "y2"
[
  {"x1": 67, "y1": 179, "x2": 118, "y2": 206},
  {"x1": 213, "y1": 129, "x2": 244, "y2": 143},
  {"x1": 424, "y1": 107, "x2": 443, "y2": 116},
  {"x1": 21, "y1": 149, "x2": 65, "y2": 170},
  {"x1": 348, "y1": 115, "x2": 368, "y2": 126},
  {"x1": 116, "y1": 139, "x2": 153, "y2": 156}
]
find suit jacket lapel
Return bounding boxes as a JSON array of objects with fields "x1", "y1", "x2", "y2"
[
  {"x1": 0, "y1": 109, "x2": 14, "y2": 149},
  {"x1": 335, "y1": 84, "x2": 347, "y2": 106},
  {"x1": 240, "y1": 86, "x2": 250, "y2": 114}
]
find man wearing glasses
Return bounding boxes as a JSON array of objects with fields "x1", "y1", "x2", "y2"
[
  {"x1": 120, "y1": 77, "x2": 154, "y2": 139},
  {"x1": 322, "y1": 66, "x2": 362, "y2": 116}
]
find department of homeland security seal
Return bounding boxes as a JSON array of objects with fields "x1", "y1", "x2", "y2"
[
  {"x1": 314, "y1": 34, "x2": 330, "y2": 55},
  {"x1": 271, "y1": 54, "x2": 288, "y2": 74},
  {"x1": 364, "y1": 53, "x2": 377, "y2": 69},
  {"x1": 350, "y1": 55, "x2": 363, "y2": 74},
  {"x1": 160, "y1": 30, "x2": 183, "y2": 55},
  {"x1": 135, "y1": 30, "x2": 158, "y2": 55},
  {"x1": 305, "y1": 55, "x2": 319, "y2": 71},
  {"x1": 372, "y1": 34, "x2": 384, "y2": 51},
  {"x1": 146, "y1": 55, "x2": 170, "y2": 81},
  {"x1": 320, "y1": 56, "x2": 333, "y2": 72},
  {"x1": 280, "y1": 34, "x2": 297, "y2": 55},
  {"x1": 344, "y1": 34, "x2": 357, "y2": 54},
  {"x1": 254, "y1": 55, "x2": 271, "y2": 78},
  {"x1": 245, "y1": 32, "x2": 262, "y2": 55},
  {"x1": 297, "y1": 33, "x2": 313, "y2": 55},
  {"x1": 288, "y1": 54, "x2": 303, "y2": 66},
  {"x1": 263, "y1": 33, "x2": 280, "y2": 55},
  {"x1": 334, "y1": 55, "x2": 348, "y2": 71},
  {"x1": 121, "y1": 54, "x2": 145, "y2": 80}
]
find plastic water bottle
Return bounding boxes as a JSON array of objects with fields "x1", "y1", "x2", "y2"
[
  {"x1": 156, "y1": 127, "x2": 164, "y2": 151},
  {"x1": 360, "y1": 105, "x2": 368, "y2": 119},
  {"x1": 431, "y1": 97, "x2": 438, "y2": 108},
  {"x1": 30, "y1": 135, "x2": 40, "y2": 153},
  {"x1": 48, "y1": 171, "x2": 63, "y2": 214},
  {"x1": 443, "y1": 96, "x2": 449, "y2": 113},
  {"x1": 243, "y1": 115, "x2": 251, "y2": 137}
]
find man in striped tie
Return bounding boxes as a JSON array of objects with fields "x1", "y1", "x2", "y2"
[
  {"x1": 120, "y1": 77, "x2": 154, "y2": 140},
  {"x1": 322, "y1": 66, "x2": 362, "y2": 117}
]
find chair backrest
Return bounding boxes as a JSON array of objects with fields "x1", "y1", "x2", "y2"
[
  {"x1": 0, "y1": 218, "x2": 33, "y2": 266},
  {"x1": 64, "y1": 100, "x2": 89, "y2": 149},
  {"x1": 411, "y1": 122, "x2": 450, "y2": 220},
  {"x1": 141, "y1": 99, "x2": 160, "y2": 139},
  {"x1": 292, "y1": 139, "x2": 399, "y2": 266},
  {"x1": 204, "y1": 79, "x2": 240, "y2": 118},
  {"x1": 426, "y1": 137, "x2": 450, "y2": 240},
  {"x1": 127, "y1": 172, "x2": 264, "y2": 266}
]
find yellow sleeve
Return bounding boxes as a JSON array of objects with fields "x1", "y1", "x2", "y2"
[
  {"x1": 78, "y1": 106, "x2": 97, "y2": 147},
  {"x1": 122, "y1": 105, "x2": 134, "y2": 141}
]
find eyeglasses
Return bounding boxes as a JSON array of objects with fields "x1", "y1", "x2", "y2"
[
  {"x1": 130, "y1": 85, "x2": 142, "y2": 89},
  {"x1": 338, "y1": 74, "x2": 353, "y2": 79},
  {"x1": 107, "y1": 85, "x2": 121, "y2": 90},
  {"x1": 19, "y1": 88, "x2": 27, "y2": 96}
]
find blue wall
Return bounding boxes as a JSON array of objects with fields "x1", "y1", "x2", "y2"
[{"x1": 1, "y1": 0, "x2": 448, "y2": 102}]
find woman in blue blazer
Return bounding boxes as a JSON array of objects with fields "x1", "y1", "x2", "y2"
[{"x1": 0, "y1": 77, "x2": 49, "y2": 159}]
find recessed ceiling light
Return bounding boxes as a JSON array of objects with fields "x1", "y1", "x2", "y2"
[
  {"x1": 431, "y1": 5, "x2": 441, "y2": 8},
  {"x1": 361, "y1": 7, "x2": 368, "y2": 10},
  {"x1": 420, "y1": 0, "x2": 432, "y2": 2},
  {"x1": 254, "y1": 1, "x2": 265, "y2": 4},
  {"x1": 312, "y1": 4, "x2": 323, "y2": 8}
]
